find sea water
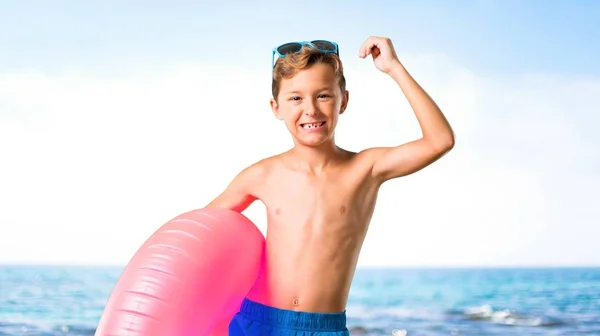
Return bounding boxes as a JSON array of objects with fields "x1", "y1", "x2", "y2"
[{"x1": 1, "y1": 265, "x2": 599, "y2": 335}]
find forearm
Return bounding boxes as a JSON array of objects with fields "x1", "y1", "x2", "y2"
[
  {"x1": 205, "y1": 192, "x2": 256, "y2": 213},
  {"x1": 388, "y1": 62, "x2": 455, "y2": 148}
]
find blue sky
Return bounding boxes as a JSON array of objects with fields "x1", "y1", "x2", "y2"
[
  {"x1": 1, "y1": 1, "x2": 599, "y2": 266},
  {"x1": 1, "y1": 0, "x2": 598, "y2": 76}
]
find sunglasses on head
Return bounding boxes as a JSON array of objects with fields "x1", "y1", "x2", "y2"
[{"x1": 271, "y1": 40, "x2": 339, "y2": 68}]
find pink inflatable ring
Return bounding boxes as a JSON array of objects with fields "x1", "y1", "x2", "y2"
[{"x1": 95, "y1": 207, "x2": 265, "y2": 336}]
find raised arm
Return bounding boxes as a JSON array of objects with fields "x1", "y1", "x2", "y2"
[
  {"x1": 359, "y1": 37, "x2": 455, "y2": 183},
  {"x1": 204, "y1": 162, "x2": 265, "y2": 213}
]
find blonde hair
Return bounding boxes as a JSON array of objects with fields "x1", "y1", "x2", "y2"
[{"x1": 272, "y1": 46, "x2": 346, "y2": 100}]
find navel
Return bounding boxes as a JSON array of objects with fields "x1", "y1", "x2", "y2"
[
  {"x1": 293, "y1": 298, "x2": 299, "y2": 306},
  {"x1": 340, "y1": 205, "x2": 347, "y2": 214}
]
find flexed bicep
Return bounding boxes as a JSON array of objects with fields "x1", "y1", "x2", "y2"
[{"x1": 368, "y1": 137, "x2": 454, "y2": 183}]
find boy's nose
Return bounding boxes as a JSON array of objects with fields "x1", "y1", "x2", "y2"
[{"x1": 303, "y1": 102, "x2": 318, "y2": 116}]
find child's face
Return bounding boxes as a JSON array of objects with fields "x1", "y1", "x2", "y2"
[{"x1": 271, "y1": 63, "x2": 348, "y2": 147}]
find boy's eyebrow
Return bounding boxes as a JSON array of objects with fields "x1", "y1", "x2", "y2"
[{"x1": 283, "y1": 87, "x2": 335, "y2": 95}]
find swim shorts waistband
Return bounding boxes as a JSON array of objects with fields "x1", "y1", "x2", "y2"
[{"x1": 238, "y1": 297, "x2": 347, "y2": 332}]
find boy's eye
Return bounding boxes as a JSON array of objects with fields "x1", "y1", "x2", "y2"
[{"x1": 288, "y1": 94, "x2": 330, "y2": 101}]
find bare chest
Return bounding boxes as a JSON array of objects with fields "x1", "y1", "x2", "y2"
[
  {"x1": 258, "y1": 168, "x2": 378, "y2": 227},
  {"x1": 273, "y1": 178, "x2": 347, "y2": 215}
]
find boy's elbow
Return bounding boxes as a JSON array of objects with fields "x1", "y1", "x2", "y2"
[
  {"x1": 431, "y1": 132, "x2": 455, "y2": 155},
  {"x1": 442, "y1": 134, "x2": 455, "y2": 152}
]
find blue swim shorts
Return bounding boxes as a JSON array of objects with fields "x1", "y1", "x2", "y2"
[{"x1": 228, "y1": 297, "x2": 350, "y2": 336}]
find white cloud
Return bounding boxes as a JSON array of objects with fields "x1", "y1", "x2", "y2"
[
  {"x1": 1, "y1": 54, "x2": 598, "y2": 266},
  {"x1": 354, "y1": 54, "x2": 600, "y2": 267}
]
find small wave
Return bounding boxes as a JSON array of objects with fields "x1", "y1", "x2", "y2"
[
  {"x1": 348, "y1": 305, "x2": 441, "y2": 320},
  {"x1": 348, "y1": 325, "x2": 406, "y2": 336},
  {"x1": 448, "y1": 304, "x2": 565, "y2": 327},
  {"x1": 0, "y1": 321, "x2": 96, "y2": 336},
  {"x1": 345, "y1": 306, "x2": 434, "y2": 335}
]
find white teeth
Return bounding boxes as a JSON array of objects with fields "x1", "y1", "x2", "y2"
[{"x1": 302, "y1": 122, "x2": 324, "y2": 129}]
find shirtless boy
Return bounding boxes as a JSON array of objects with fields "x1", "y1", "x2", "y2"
[{"x1": 207, "y1": 36, "x2": 455, "y2": 335}]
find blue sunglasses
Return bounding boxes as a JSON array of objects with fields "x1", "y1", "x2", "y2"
[{"x1": 271, "y1": 40, "x2": 339, "y2": 69}]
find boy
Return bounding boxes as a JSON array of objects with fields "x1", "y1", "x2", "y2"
[{"x1": 207, "y1": 36, "x2": 455, "y2": 335}]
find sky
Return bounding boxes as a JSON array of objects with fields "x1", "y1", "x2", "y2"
[{"x1": 1, "y1": 0, "x2": 599, "y2": 267}]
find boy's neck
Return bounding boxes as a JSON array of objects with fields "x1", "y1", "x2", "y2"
[{"x1": 288, "y1": 140, "x2": 344, "y2": 174}]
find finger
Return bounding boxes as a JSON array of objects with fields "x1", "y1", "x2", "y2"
[
  {"x1": 358, "y1": 41, "x2": 370, "y2": 58},
  {"x1": 371, "y1": 47, "x2": 380, "y2": 58},
  {"x1": 368, "y1": 36, "x2": 384, "y2": 48},
  {"x1": 359, "y1": 37, "x2": 378, "y2": 58},
  {"x1": 378, "y1": 37, "x2": 394, "y2": 54},
  {"x1": 358, "y1": 37, "x2": 370, "y2": 57},
  {"x1": 368, "y1": 38, "x2": 388, "y2": 57},
  {"x1": 361, "y1": 44, "x2": 374, "y2": 58}
]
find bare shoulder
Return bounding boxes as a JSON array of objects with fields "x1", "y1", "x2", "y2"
[
  {"x1": 350, "y1": 147, "x2": 393, "y2": 183},
  {"x1": 204, "y1": 154, "x2": 281, "y2": 212},
  {"x1": 252, "y1": 152, "x2": 286, "y2": 173},
  {"x1": 238, "y1": 152, "x2": 291, "y2": 188},
  {"x1": 234, "y1": 155, "x2": 277, "y2": 187},
  {"x1": 333, "y1": 147, "x2": 378, "y2": 180},
  {"x1": 354, "y1": 147, "x2": 385, "y2": 161},
  {"x1": 347, "y1": 147, "x2": 385, "y2": 170}
]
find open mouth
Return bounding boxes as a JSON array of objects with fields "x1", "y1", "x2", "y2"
[{"x1": 300, "y1": 121, "x2": 326, "y2": 129}]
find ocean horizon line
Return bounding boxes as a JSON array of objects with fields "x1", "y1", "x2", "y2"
[{"x1": 2, "y1": 262, "x2": 599, "y2": 270}]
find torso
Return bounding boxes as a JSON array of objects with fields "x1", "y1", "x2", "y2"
[{"x1": 246, "y1": 148, "x2": 382, "y2": 312}]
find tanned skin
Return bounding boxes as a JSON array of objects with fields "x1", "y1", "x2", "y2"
[{"x1": 207, "y1": 36, "x2": 455, "y2": 315}]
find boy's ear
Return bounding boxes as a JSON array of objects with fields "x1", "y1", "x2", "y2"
[
  {"x1": 270, "y1": 98, "x2": 283, "y2": 120},
  {"x1": 339, "y1": 90, "x2": 350, "y2": 115}
]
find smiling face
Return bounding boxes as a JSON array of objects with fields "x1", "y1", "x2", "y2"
[{"x1": 271, "y1": 61, "x2": 349, "y2": 147}]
